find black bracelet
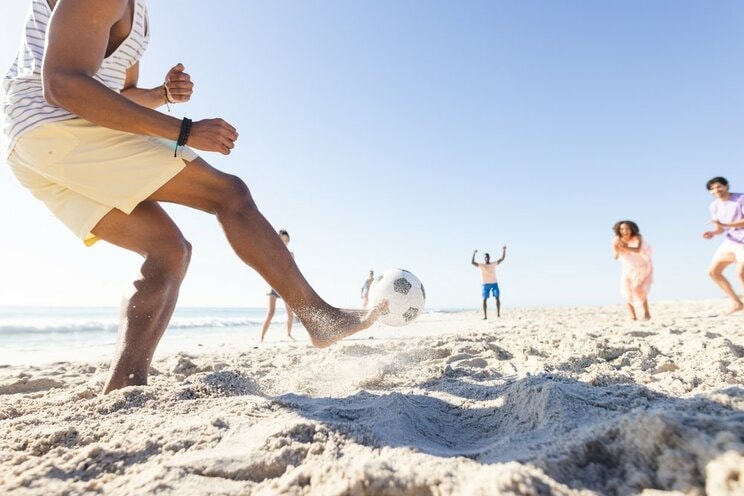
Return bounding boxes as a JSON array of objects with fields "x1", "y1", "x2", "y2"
[{"x1": 174, "y1": 117, "x2": 193, "y2": 157}]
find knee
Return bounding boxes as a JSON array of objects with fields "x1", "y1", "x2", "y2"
[
  {"x1": 174, "y1": 239, "x2": 193, "y2": 275},
  {"x1": 146, "y1": 238, "x2": 192, "y2": 282},
  {"x1": 217, "y1": 174, "x2": 256, "y2": 214},
  {"x1": 708, "y1": 267, "x2": 723, "y2": 279}
]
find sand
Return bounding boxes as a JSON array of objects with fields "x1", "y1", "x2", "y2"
[{"x1": 0, "y1": 300, "x2": 742, "y2": 495}]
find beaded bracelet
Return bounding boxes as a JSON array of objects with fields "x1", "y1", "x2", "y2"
[
  {"x1": 162, "y1": 84, "x2": 172, "y2": 112},
  {"x1": 174, "y1": 117, "x2": 192, "y2": 157}
]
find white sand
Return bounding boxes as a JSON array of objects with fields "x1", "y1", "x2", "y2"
[{"x1": 0, "y1": 300, "x2": 742, "y2": 495}]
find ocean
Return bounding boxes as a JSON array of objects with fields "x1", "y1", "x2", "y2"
[{"x1": 0, "y1": 306, "x2": 281, "y2": 366}]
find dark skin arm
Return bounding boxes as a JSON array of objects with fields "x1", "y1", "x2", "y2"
[
  {"x1": 120, "y1": 62, "x2": 164, "y2": 109},
  {"x1": 121, "y1": 62, "x2": 194, "y2": 109},
  {"x1": 119, "y1": 62, "x2": 193, "y2": 110},
  {"x1": 496, "y1": 245, "x2": 506, "y2": 264},
  {"x1": 471, "y1": 249, "x2": 479, "y2": 267},
  {"x1": 42, "y1": 0, "x2": 236, "y2": 154}
]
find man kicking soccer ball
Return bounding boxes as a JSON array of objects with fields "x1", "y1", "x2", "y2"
[{"x1": 2, "y1": 0, "x2": 384, "y2": 393}]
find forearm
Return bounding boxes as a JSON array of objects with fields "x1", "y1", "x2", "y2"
[
  {"x1": 719, "y1": 219, "x2": 744, "y2": 229},
  {"x1": 44, "y1": 73, "x2": 181, "y2": 140},
  {"x1": 121, "y1": 85, "x2": 168, "y2": 110}
]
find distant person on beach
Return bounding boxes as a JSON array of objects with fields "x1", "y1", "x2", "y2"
[
  {"x1": 1, "y1": 0, "x2": 383, "y2": 393},
  {"x1": 361, "y1": 270, "x2": 374, "y2": 309},
  {"x1": 702, "y1": 177, "x2": 744, "y2": 314},
  {"x1": 260, "y1": 230, "x2": 296, "y2": 342},
  {"x1": 612, "y1": 220, "x2": 653, "y2": 320},
  {"x1": 471, "y1": 247, "x2": 506, "y2": 319}
]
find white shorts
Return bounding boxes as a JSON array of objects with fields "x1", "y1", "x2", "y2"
[
  {"x1": 7, "y1": 118, "x2": 198, "y2": 246},
  {"x1": 712, "y1": 241, "x2": 744, "y2": 264}
]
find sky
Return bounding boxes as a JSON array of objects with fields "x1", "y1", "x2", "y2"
[{"x1": 1, "y1": 0, "x2": 743, "y2": 310}]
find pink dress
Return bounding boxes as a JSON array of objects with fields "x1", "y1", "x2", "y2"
[{"x1": 617, "y1": 237, "x2": 653, "y2": 304}]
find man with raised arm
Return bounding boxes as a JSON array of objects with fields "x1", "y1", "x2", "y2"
[
  {"x1": 471, "y1": 246, "x2": 507, "y2": 319},
  {"x1": 1, "y1": 0, "x2": 382, "y2": 393}
]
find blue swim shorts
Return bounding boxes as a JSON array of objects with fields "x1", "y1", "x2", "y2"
[
  {"x1": 482, "y1": 283, "x2": 500, "y2": 299},
  {"x1": 267, "y1": 289, "x2": 281, "y2": 299}
]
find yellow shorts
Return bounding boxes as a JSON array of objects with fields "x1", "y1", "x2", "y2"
[{"x1": 6, "y1": 118, "x2": 197, "y2": 246}]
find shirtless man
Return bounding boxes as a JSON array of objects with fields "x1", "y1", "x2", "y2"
[
  {"x1": 1, "y1": 0, "x2": 382, "y2": 393},
  {"x1": 702, "y1": 176, "x2": 744, "y2": 313},
  {"x1": 361, "y1": 270, "x2": 374, "y2": 309},
  {"x1": 471, "y1": 247, "x2": 507, "y2": 319}
]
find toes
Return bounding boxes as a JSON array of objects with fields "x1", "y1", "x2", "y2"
[{"x1": 372, "y1": 298, "x2": 389, "y2": 315}]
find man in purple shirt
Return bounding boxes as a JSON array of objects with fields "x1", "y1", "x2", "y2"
[{"x1": 702, "y1": 176, "x2": 744, "y2": 313}]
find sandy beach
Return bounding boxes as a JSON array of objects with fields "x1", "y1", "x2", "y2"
[{"x1": 0, "y1": 299, "x2": 742, "y2": 495}]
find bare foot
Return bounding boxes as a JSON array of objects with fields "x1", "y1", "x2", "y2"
[
  {"x1": 288, "y1": 334, "x2": 296, "y2": 342},
  {"x1": 301, "y1": 300, "x2": 387, "y2": 348},
  {"x1": 643, "y1": 314, "x2": 651, "y2": 321},
  {"x1": 725, "y1": 302, "x2": 744, "y2": 315}
]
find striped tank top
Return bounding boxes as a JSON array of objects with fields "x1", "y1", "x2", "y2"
[{"x1": 1, "y1": 0, "x2": 150, "y2": 158}]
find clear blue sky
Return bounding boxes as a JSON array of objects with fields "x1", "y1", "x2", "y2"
[{"x1": 1, "y1": 1, "x2": 743, "y2": 310}]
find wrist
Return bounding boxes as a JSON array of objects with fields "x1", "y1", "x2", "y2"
[
  {"x1": 162, "y1": 84, "x2": 173, "y2": 110},
  {"x1": 174, "y1": 117, "x2": 193, "y2": 157}
]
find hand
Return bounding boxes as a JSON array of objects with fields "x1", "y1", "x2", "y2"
[
  {"x1": 188, "y1": 118, "x2": 239, "y2": 155},
  {"x1": 164, "y1": 63, "x2": 194, "y2": 104},
  {"x1": 502, "y1": 245, "x2": 507, "y2": 250},
  {"x1": 473, "y1": 249, "x2": 478, "y2": 254},
  {"x1": 702, "y1": 231, "x2": 716, "y2": 240}
]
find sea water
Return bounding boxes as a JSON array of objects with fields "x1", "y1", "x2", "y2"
[{"x1": 0, "y1": 306, "x2": 280, "y2": 366}]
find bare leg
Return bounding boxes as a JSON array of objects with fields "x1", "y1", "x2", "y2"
[
  {"x1": 642, "y1": 299, "x2": 651, "y2": 320},
  {"x1": 496, "y1": 297, "x2": 501, "y2": 318},
  {"x1": 91, "y1": 202, "x2": 192, "y2": 393},
  {"x1": 260, "y1": 295, "x2": 277, "y2": 342},
  {"x1": 708, "y1": 260, "x2": 744, "y2": 313},
  {"x1": 482, "y1": 298, "x2": 488, "y2": 319},
  {"x1": 150, "y1": 159, "x2": 382, "y2": 347},
  {"x1": 626, "y1": 303, "x2": 637, "y2": 320},
  {"x1": 285, "y1": 302, "x2": 295, "y2": 341}
]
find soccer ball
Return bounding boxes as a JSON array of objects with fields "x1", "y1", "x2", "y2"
[{"x1": 368, "y1": 269, "x2": 426, "y2": 327}]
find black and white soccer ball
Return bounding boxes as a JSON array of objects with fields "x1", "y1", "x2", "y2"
[{"x1": 368, "y1": 269, "x2": 426, "y2": 326}]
